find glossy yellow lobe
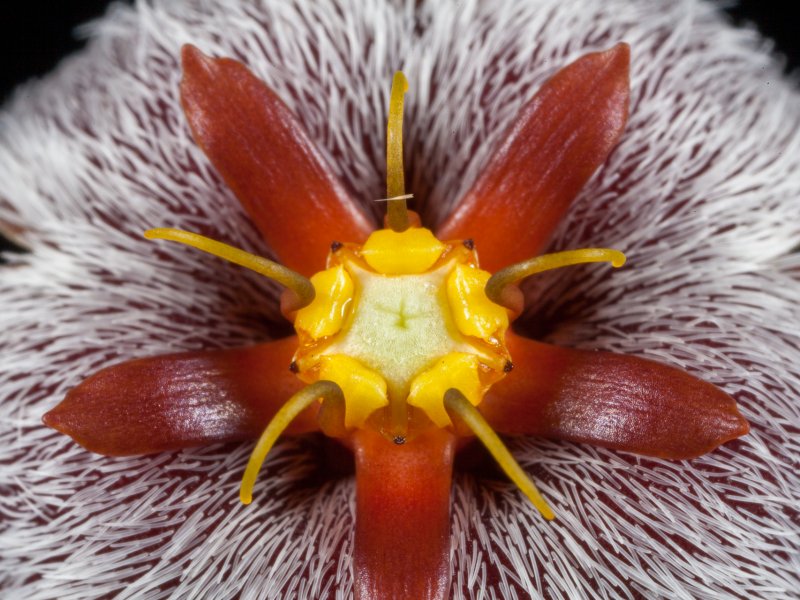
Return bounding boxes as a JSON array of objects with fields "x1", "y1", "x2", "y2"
[
  {"x1": 294, "y1": 265, "x2": 354, "y2": 339},
  {"x1": 447, "y1": 264, "x2": 509, "y2": 342},
  {"x1": 318, "y1": 355, "x2": 389, "y2": 428},
  {"x1": 408, "y1": 353, "x2": 483, "y2": 427},
  {"x1": 361, "y1": 228, "x2": 445, "y2": 274}
]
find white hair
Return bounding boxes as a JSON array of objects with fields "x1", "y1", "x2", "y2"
[{"x1": 1, "y1": 0, "x2": 798, "y2": 598}]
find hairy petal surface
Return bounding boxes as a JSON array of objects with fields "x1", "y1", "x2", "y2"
[
  {"x1": 180, "y1": 45, "x2": 375, "y2": 275},
  {"x1": 481, "y1": 331, "x2": 748, "y2": 459},
  {"x1": 353, "y1": 429, "x2": 455, "y2": 600},
  {"x1": 1, "y1": 0, "x2": 799, "y2": 599},
  {"x1": 43, "y1": 337, "x2": 313, "y2": 456},
  {"x1": 436, "y1": 44, "x2": 630, "y2": 272}
]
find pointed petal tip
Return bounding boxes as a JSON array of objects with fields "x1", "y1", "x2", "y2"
[
  {"x1": 41, "y1": 406, "x2": 61, "y2": 432},
  {"x1": 608, "y1": 41, "x2": 631, "y2": 62},
  {"x1": 588, "y1": 43, "x2": 630, "y2": 79},
  {"x1": 738, "y1": 412, "x2": 751, "y2": 437},
  {"x1": 180, "y1": 43, "x2": 206, "y2": 67},
  {"x1": 41, "y1": 397, "x2": 116, "y2": 456},
  {"x1": 42, "y1": 401, "x2": 75, "y2": 439},
  {"x1": 682, "y1": 400, "x2": 750, "y2": 460},
  {"x1": 661, "y1": 384, "x2": 750, "y2": 460},
  {"x1": 180, "y1": 44, "x2": 219, "y2": 90},
  {"x1": 661, "y1": 400, "x2": 748, "y2": 460},
  {"x1": 590, "y1": 41, "x2": 631, "y2": 134}
]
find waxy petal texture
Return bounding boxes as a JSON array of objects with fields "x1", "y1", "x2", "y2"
[
  {"x1": 436, "y1": 44, "x2": 630, "y2": 272},
  {"x1": 180, "y1": 45, "x2": 375, "y2": 274},
  {"x1": 353, "y1": 429, "x2": 455, "y2": 600},
  {"x1": 481, "y1": 332, "x2": 749, "y2": 459},
  {"x1": 43, "y1": 337, "x2": 313, "y2": 456}
]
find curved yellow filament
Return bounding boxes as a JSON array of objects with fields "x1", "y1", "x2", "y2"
[
  {"x1": 486, "y1": 248, "x2": 626, "y2": 309},
  {"x1": 240, "y1": 381, "x2": 344, "y2": 505},
  {"x1": 444, "y1": 388, "x2": 555, "y2": 520},
  {"x1": 386, "y1": 71, "x2": 409, "y2": 232},
  {"x1": 144, "y1": 228, "x2": 315, "y2": 310}
]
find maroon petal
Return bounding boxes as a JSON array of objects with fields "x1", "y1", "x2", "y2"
[
  {"x1": 353, "y1": 428, "x2": 455, "y2": 600},
  {"x1": 42, "y1": 336, "x2": 314, "y2": 456},
  {"x1": 180, "y1": 45, "x2": 375, "y2": 274},
  {"x1": 436, "y1": 44, "x2": 630, "y2": 272},
  {"x1": 480, "y1": 332, "x2": 749, "y2": 459}
]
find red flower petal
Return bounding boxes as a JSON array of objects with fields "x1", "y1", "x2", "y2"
[
  {"x1": 436, "y1": 44, "x2": 630, "y2": 272},
  {"x1": 180, "y1": 45, "x2": 375, "y2": 274},
  {"x1": 352, "y1": 428, "x2": 455, "y2": 600},
  {"x1": 42, "y1": 337, "x2": 314, "y2": 456},
  {"x1": 480, "y1": 332, "x2": 749, "y2": 459}
]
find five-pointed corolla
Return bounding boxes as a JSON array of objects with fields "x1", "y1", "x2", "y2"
[{"x1": 42, "y1": 43, "x2": 749, "y2": 600}]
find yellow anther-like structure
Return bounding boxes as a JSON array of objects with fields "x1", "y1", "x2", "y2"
[
  {"x1": 447, "y1": 264, "x2": 509, "y2": 342},
  {"x1": 408, "y1": 353, "x2": 483, "y2": 427},
  {"x1": 360, "y1": 228, "x2": 446, "y2": 274},
  {"x1": 294, "y1": 265, "x2": 354, "y2": 339},
  {"x1": 318, "y1": 355, "x2": 389, "y2": 428}
]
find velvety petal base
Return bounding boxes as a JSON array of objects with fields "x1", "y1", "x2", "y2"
[
  {"x1": 42, "y1": 336, "x2": 314, "y2": 456},
  {"x1": 436, "y1": 44, "x2": 630, "y2": 272},
  {"x1": 480, "y1": 332, "x2": 749, "y2": 459},
  {"x1": 180, "y1": 45, "x2": 375, "y2": 274},
  {"x1": 353, "y1": 429, "x2": 455, "y2": 600}
]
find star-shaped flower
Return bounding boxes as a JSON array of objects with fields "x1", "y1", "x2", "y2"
[{"x1": 1, "y1": 1, "x2": 798, "y2": 598}]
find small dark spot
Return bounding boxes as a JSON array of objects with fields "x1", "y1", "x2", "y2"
[
  {"x1": 330, "y1": 241, "x2": 343, "y2": 252},
  {"x1": 289, "y1": 361, "x2": 299, "y2": 373},
  {"x1": 503, "y1": 360, "x2": 514, "y2": 373},
  {"x1": 462, "y1": 238, "x2": 475, "y2": 250},
  {"x1": 393, "y1": 436, "x2": 406, "y2": 445}
]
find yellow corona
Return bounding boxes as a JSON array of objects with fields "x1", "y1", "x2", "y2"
[{"x1": 293, "y1": 228, "x2": 510, "y2": 437}]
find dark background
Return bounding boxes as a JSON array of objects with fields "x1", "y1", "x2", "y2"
[{"x1": 0, "y1": 1, "x2": 797, "y2": 250}]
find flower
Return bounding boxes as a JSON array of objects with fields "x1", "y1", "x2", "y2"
[{"x1": 2, "y1": 1, "x2": 799, "y2": 598}]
